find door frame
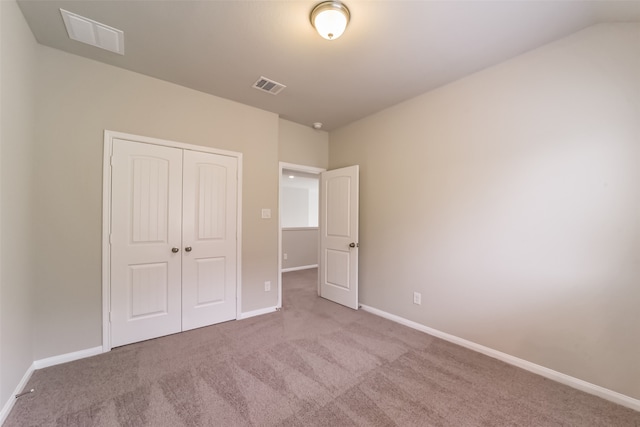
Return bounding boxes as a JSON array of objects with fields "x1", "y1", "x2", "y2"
[
  {"x1": 278, "y1": 162, "x2": 325, "y2": 308},
  {"x1": 102, "y1": 130, "x2": 243, "y2": 352}
]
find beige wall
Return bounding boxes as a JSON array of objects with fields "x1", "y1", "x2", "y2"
[
  {"x1": 329, "y1": 23, "x2": 640, "y2": 399},
  {"x1": 279, "y1": 119, "x2": 328, "y2": 169},
  {"x1": 0, "y1": 0, "x2": 37, "y2": 408},
  {"x1": 282, "y1": 229, "x2": 318, "y2": 270},
  {"x1": 33, "y1": 46, "x2": 280, "y2": 359}
]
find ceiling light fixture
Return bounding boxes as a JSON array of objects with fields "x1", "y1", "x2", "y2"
[{"x1": 310, "y1": 1, "x2": 350, "y2": 40}]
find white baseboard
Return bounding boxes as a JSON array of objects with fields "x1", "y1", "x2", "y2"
[
  {"x1": 238, "y1": 306, "x2": 278, "y2": 320},
  {"x1": 1, "y1": 346, "x2": 104, "y2": 425},
  {"x1": 360, "y1": 304, "x2": 640, "y2": 412},
  {"x1": 33, "y1": 346, "x2": 103, "y2": 370},
  {"x1": 281, "y1": 264, "x2": 318, "y2": 273},
  {"x1": 0, "y1": 362, "x2": 34, "y2": 426}
]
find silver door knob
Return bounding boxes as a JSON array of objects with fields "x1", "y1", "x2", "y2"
[
  {"x1": 185, "y1": 246, "x2": 192, "y2": 252},
  {"x1": 349, "y1": 242, "x2": 357, "y2": 248},
  {"x1": 172, "y1": 247, "x2": 179, "y2": 253}
]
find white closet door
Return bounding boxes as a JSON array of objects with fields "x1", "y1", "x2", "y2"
[
  {"x1": 110, "y1": 139, "x2": 183, "y2": 347},
  {"x1": 181, "y1": 150, "x2": 238, "y2": 330},
  {"x1": 182, "y1": 150, "x2": 238, "y2": 331}
]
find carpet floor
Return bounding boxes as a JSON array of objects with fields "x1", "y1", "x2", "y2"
[{"x1": 5, "y1": 268, "x2": 640, "y2": 426}]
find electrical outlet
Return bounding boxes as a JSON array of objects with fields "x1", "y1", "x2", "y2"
[
  {"x1": 284, "y1": 253, "x2": 288, "y2": 260},
  {"x1": 265, "y1": 281, "x2": 271, "y2": 291},
  {"x1": 413, "y1": 292, "x2": 422, "y2": 305}
]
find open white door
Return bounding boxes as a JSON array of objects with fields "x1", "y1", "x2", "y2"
[{"x1": 319, "y1": 165, "x2": 359, "y2": 309}]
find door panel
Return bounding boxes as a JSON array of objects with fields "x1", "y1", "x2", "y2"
[
  {"x1": 110, "y1": 139, "x2": 183, "y2": 347},
  {"x1": 196, "y1": 163, "x2": 228, "y2": 239},
  {"x1": 326, "y1": 176, "x2": 351, "y2": 237},
  {"x1": 129, "y1": 263, "x2": 169, "y2": 318},
  {"x1": 130, "y1": 156, "x2": 170, "y2": 242},
  {"x1": 326, "y1": 249, "x2": 350, "y2": 289},
  {"x1": 194, "y1": 257, "x2": 226, "y2": 305},
  {"x1": 181, "y1": 150, "x2": 237, "y2": 330},
  {"x1": 320, "y1": 165, "x2": 359, "y2": 309}
]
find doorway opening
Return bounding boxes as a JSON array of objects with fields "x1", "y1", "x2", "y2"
[{"x1": 278, "y1": 162, "x2": 325, "y2": 308}]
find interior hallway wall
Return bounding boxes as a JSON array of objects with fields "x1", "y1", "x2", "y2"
[
  {"x1": 278, "y1": 119, "x2": 328, "y2": 169},
  {"x1": 282, "y1": 229, "x2": 318, "y2": 270}
]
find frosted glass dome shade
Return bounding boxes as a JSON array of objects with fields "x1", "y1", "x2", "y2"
[{"x1": 311, "y1": 1, "x2": 350, "y2": 40}]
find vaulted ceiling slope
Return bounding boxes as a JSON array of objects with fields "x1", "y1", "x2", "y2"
[{"x1": 17, "y1": 1, "x2": 640, "y2": 131}]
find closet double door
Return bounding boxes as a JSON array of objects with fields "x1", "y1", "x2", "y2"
[{"x1": 110, "y1": 139, "x2": 237, "y2": 347}]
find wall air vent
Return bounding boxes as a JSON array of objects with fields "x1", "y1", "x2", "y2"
[
  {"x1": 252, "y1": 76, "x2": 286, "y2": 95},
  {"x1": 60, "y1": 9, "x2": 124, "y2": 55}
]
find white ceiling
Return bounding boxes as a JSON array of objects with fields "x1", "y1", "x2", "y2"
[
  {"x1": 283, "y1": 169, "x2": 320, "y2": 191},
  {"x1": 17, "y1": 1, "x2": 640, "y2": 131}
]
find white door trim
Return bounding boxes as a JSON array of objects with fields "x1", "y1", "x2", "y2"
[
  {"x1": 102, "y1": 130, "x2": 243, "y2": 352},
  {"x1": 278, "y1": 162, "x2": 325, "y2": 308}
]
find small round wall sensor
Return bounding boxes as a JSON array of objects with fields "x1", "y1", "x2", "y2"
[{"x1": 313, "y1": 122, "x2": 323, "y2": 130}]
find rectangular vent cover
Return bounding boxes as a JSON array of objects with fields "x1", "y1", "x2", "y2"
[
  {"x1": 253, "y1": 76, "x2": 286, "y2": 95},
  {"x1": 60, "y1": 9, "x2": 124, "y2": 55}
]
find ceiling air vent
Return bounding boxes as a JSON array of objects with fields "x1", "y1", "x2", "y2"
[
  {"x1": 60, "y1": 9, "x2": 124, "y2": 55},
  {"x1": 253, "y1": 76, "x2": 286, "y2": 95}
]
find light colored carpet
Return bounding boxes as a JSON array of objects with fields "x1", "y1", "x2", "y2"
[{"x1": 5, "y1": 268, "x2": 640, "y2": 426}]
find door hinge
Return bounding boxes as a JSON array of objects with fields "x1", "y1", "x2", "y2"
[
  {"x1": 109, "y1": 233, "x2": 113, "y2": 244},
  {"x1": 108, "y1": 311, "x2": 111, "y2": 322}
]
